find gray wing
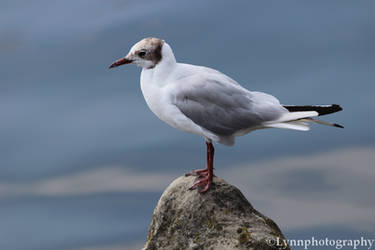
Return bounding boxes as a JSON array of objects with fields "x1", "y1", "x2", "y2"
[{"x1": 172, "y1": 73, "x2": 285, "y2": 136}]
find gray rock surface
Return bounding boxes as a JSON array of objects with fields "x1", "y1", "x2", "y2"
[{"x1": 143, "y1": 175, "x2": 289, "y2": 250}]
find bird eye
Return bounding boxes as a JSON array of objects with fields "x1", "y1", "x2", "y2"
[{"x1": 138, "y1": 51, "x2": 146, "y2": 57}]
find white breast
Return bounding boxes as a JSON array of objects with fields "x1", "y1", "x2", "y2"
[{"x1": 140, "y1": 69, "x2": 166, "y2": 121}]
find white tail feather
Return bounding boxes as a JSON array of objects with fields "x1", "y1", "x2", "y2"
[
  {"x1": 262, "y1": 109, "x2": 343, "y2": 132},
  {"x1": 265, "y1": 122, "x2": 310, "y2": 131},
  {"x1": 264, "y1": 111, "x2": 318, "y2": 125},
  {"x1": 263, "y1": 111, "x2": 319, "y2": 131}
]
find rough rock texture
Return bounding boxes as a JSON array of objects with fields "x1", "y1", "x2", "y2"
[{"x1": 143, "y1": 176, "x2": 289, "y2": 250}]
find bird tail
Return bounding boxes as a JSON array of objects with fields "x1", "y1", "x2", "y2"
[{"x1": 263, "y1": 104, "x2": 343, "y2": 131}]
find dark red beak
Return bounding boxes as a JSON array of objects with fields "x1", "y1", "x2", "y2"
[{"x1": 109, "y1": 57, "x2": 133, "y2": 69}]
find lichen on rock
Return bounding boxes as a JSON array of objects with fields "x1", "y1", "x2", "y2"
[{"x1": 143, "y1": 175, "x2": 289, "y2": 250}]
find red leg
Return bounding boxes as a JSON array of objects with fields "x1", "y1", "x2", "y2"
[{"x1": 186, "y1": 141, "x2": 214, "y2": 193}]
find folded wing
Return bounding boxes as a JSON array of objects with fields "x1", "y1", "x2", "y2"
[{"x1": 172, "y1": 73, "x2": 286, "y2": 136}]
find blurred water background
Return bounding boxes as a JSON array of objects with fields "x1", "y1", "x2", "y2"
[{"x1": 1, "y1": 1, "x2": 374, "y2": 249}]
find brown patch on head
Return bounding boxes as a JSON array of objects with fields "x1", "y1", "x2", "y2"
[{"x1": 133, "y1": 37, "x2": 164, "y2": 68}]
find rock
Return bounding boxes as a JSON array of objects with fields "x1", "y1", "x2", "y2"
[{"x1": 143, "y1": 175, "x2": 289, "y2": 250}]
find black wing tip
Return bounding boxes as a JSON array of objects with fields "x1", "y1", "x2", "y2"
[
  {"x1": 283, "y1": 104, "x2": 343, "y2": 116},
  {"x1": 331, "y1": 104, "x2": 343, "y2": 112},
  {"x1": 332, "y1": 105, "x2": 343, "y2": 128},
  {"x1": 333, "y1": 123, "x2": 344, "y2": 128}
]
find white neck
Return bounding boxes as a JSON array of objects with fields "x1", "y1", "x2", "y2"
[{"x1": 159, "y1": 42, "x2": 177, "y2": 66}]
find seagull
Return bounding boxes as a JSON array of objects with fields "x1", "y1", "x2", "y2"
[{"x1": 109, "y1": 37, "x2": 343, "y2": 193}]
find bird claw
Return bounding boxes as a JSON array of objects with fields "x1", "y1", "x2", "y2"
[
  {"x1": 189, "y1": 175, "x2": 212, "y2": 193},
  {"x1": 186, "y1": 168, "x2": 212, "y2": 193}
]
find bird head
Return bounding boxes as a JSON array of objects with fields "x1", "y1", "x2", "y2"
[{"x1": 109, "y1": 37, "x2": 164, "y2": 69}]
